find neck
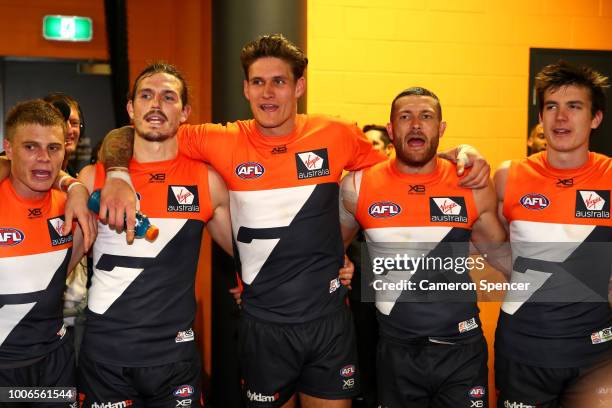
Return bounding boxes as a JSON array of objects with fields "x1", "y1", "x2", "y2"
[
  {"x1": 394, "y1": 156, "x2": 437, "y2": 175},
  {"x1": 546, "y1": 147, "x2": 589, "y2": 170},
  {"x1": 9, "y1": 176, "x2": 47, "y2": 201},
  {"x1": 133, "y1": 133, "x2": 178, "y2": 163},
  {"x1": 255, "y1": 115, "x2": 297, "y2": 137}
]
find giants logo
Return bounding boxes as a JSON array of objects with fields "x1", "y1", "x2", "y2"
[
  {"x1": 368, "y1": 202, "x2": 401, "y2": 218},
  {"x1": 167, "y1": 186, "x2": 200, "y2": 212},
  {"x1": 236, "y1": 162, "x2": 265, "y2": 179},
  {"x1": 47, "y1": 217, "x2": 73, "y2": 246},
  {"x1": 520, "y1": 193, "x2": 550, "y2": 210},
  {"x1": 575, "y1": 190, "x2": 610, "y2": 219},
  {"x1": 430, "y1": 197, "x2": 468, "y2": 223},
  {"x1": 295, "y1": 149, "x2": 330, "y2": 179},
  {"x1": 0, "y1": 228, "x2": 24, "y2": 246},
  {"x1": 173, "y1": 385, "x2": 194, "y2": 398}
]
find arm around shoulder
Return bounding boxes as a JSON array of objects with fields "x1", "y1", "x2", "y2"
[
  {"x1": 206, "y1": 165, "x2": 233, "y2": 256},
  {"x1": 471, "y1": 179, "x2": 507, "y2": 245},
  {"x1": 470, "y1": 165, "x2": 512, "y2": 279},
  {"x1": 339, "y1": 172, "x2": 361, "y2": 248},
  {"x1": 493, "y1": 160, "x2": 512, "y2": 232}
]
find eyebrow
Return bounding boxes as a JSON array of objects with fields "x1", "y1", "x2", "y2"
[
  {"x1": 397, "y1": 108, "x2": 435, "y2": 114},
  {"x1": 21, "y1": 141, "x2": 63, "y2": 146},
  {"x1": 138, "y1": 87, "x2": 179, "y2": 95},
  {"x1": 545, "y1": 100, "x2": 585, "y2": 105},
  {"x1": 250, "y1": 75, "x2": 289, "y2": 81}
]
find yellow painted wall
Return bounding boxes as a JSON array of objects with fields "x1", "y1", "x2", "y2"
[{"x1": 307, "y1": 0, "x2": 612, "y2": 167}]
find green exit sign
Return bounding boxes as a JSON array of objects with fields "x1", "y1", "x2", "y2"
[{"x1": 43, "y1": 15, "x2": 93, "y2": 42}]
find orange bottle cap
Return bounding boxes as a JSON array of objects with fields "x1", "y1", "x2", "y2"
[{"x1": 145, "y1": 225, "x2": 159, "y2": 241}]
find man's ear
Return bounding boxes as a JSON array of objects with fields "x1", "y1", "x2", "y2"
[
  {"x1": 180, "y1": 104, "x2": 192, "y2": 124},
  {"x1": 591, "y1": 110, "x2": 603, "y2": 129},
  {"x1": 3, "y1": 139, "x2": 12, "y2": 160},
  {"x1": 295, "y1": 76, "x2": 306, "y2": 98},
  {"x1": 243, "y1": 79, "x2": 250, "y2": 101},
  {"x1": 439, "y1": 121, "x2": 447, "y2": 138},
  {"x1": 126, "y1": 100, "x2": 135, "y2": 121},
  {"x1": 386, "y1": 123, "x2": 394, "y2": 141}
]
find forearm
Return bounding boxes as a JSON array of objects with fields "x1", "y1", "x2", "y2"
[{"x1": 100, "y1": 126, "x2": 134, "y2": 169}]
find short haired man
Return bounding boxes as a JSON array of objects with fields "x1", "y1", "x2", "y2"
[
  {"x1": 494, "y1": 61, "x2": 612, "y2": 407},
  {"x1": 97, "y1": 35, "x2": 490, "y2": 408},
  {"x1": 0, "y1": 99, "x2": 84, "y2": 393},
  {"x1": 76, "y1": 63, "x2": 233, "y2": 408},
  {"x1": 340, "y1": 87, "x2": 506, "y2": 407}
]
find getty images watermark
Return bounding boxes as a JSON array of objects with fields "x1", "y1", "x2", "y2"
[{"x1": 358, "y1": 241, "x2": 612, "y2": 303}]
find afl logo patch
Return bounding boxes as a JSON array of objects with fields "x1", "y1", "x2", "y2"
[
  {"x1": 0, "y1": 228, "x2": 25, "y2": 246},
  {"x1": 340, "y1": 365, "x2": 356, "y2": 378},
  {"x1": 468, "y1": 386, "x2": 486, "y2": 399},
  {"x1": 173, "y1": 385, "x2": 194, "y2": 397},
  {"x1": 236, "y1": 162, "x2": 264, "y2": 179},
  {"x1": 520, "y1": 193, "x2": 550, "y2": 210},
  {"x1": 368, "y1": 202, "x2": 401, "y2": 218}
]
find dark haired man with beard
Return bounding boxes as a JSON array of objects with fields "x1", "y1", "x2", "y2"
[{"x1": 339, "y1": 87, "x2": 506, "y2": 408}]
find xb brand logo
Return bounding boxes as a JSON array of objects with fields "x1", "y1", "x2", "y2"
[
  {"x1": 149, "y1": 173, "x2": 166, "y2": 182},
  {"x1": 271, "y1": 145, "x2": 287, "y2": 154},
  {"x1": 342, "y1": 378, "x2": 355, "y2": 390},
  {"x1": 556, "y1": 178, "x2": 573, "y2": 187},
  {"x1": 409, "y1": 184, "x2": 425, "y2": 193},
  {"x1": 28, "y1": 208, "x2": 42, "y2": 218}
]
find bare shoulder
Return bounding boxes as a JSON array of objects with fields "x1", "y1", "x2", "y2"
[
  {"x1": 207, "y1": 164, "x2": 225, "y2": 187},
  {"x1": 493, "y1": 160, "x2": 512, "y2": 199},
  {"x1": 207, "y1": 164, "x2": 228, "y2": 206}
]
